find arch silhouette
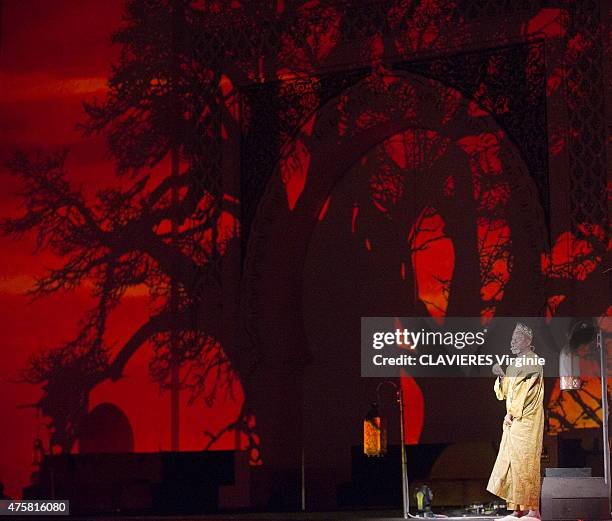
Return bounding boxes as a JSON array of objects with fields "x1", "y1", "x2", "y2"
[
  {"x1": 243, "y1": 71, "x2": 544, "y2": 360},
  {"x1": 239, "y1": 72, "x2": 547, "y2": 507},
  {"x1": 78, "y1": 403, "x2": 134, "y2": 454}
]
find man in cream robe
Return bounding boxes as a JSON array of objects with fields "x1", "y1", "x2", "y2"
[{"x1": 487, "y1": 323, "x2": 544, "y2": 519}]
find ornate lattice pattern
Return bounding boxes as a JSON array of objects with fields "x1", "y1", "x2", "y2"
[
  {"x1": 220, "y1": 0, "x2": 607, "y2": 253},
  {"x1": 566, "y1": 0, "x2": 607, "y2": 229},
  {"x1": 239, "y1": 68, "x2": 369, "y2": 253},
  {"x1": 396, "y1": 40, "x2": 550, "y2": 230}
]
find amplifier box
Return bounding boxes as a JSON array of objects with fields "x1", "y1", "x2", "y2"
[{"x1": 541, "y1": 468, "x2": 610, "y2": 520}]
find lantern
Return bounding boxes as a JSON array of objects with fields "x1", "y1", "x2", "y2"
[
  {"x1": 560, "y1": 319, "x2": 594, "y2": 390},
  {"x1": 363, "y1": 402, "x2": 387, "y2": 457}
]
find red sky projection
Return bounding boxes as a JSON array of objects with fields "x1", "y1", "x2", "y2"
[
  {"x1": 1, "y1": 0, "x2": 125, "y2": 498},
  {"x1": 1, "y1": 1, "x2": 237, "y2": 498},
  {"x1": 0, "y1": 0, "x2": 609, "y2": 503}
]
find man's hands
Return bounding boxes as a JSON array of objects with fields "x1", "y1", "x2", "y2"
[
  {"x1": 492, "y1": 364, "x2": 512, "y2": 426},
  {"x1": 492, "y1": 363, "x2": 505, "y2": 377}
]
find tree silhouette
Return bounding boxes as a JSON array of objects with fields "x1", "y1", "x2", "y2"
[{"x1": 2, "y1": 0, "x2": 250, "y2": 454}]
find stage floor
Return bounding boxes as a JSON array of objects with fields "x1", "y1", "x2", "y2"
[
  {"x1": 60, "y1": 512, "x2": 612, "y2": 521},
  {"x1": 64, "y1": 511, "x2": 503, "y2": 521},
  {"x1": 36, "y1": 506, "x2": 612, "y2": 521}
]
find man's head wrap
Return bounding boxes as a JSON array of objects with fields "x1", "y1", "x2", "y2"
[{"x1": 514, "y1": 322, "x2": 533, "y2": 341}]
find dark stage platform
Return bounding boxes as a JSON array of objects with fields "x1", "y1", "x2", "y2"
[
  {"x1": 58, "y1": 512, "x2": 526, "y2": 521},
  {"x1": 67, "y1": 514, "x2": 496, "y2": 521}
]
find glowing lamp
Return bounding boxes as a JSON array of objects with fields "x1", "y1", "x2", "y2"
[
  {"x1": 560, "y1": 319, "x2": 593, "y2": 390},
  {"x1": 363, "y1": 402, "x2": 387, "y2": 457}
]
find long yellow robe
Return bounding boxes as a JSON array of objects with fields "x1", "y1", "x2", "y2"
[{"x1": 486, "y1": 351, "x2": 544, "y2": 511}]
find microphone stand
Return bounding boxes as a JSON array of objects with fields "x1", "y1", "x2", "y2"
[
  {"x1": 597, "y1": 329, "x2": 610, "y2": 508},
  {"x1": 376, "y1": 381, "x2": 410, "y2": 519}
]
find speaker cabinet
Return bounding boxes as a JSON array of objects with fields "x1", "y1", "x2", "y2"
[{"x1": 541, "y1": 468, "x2": 610, "y2": 520}]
